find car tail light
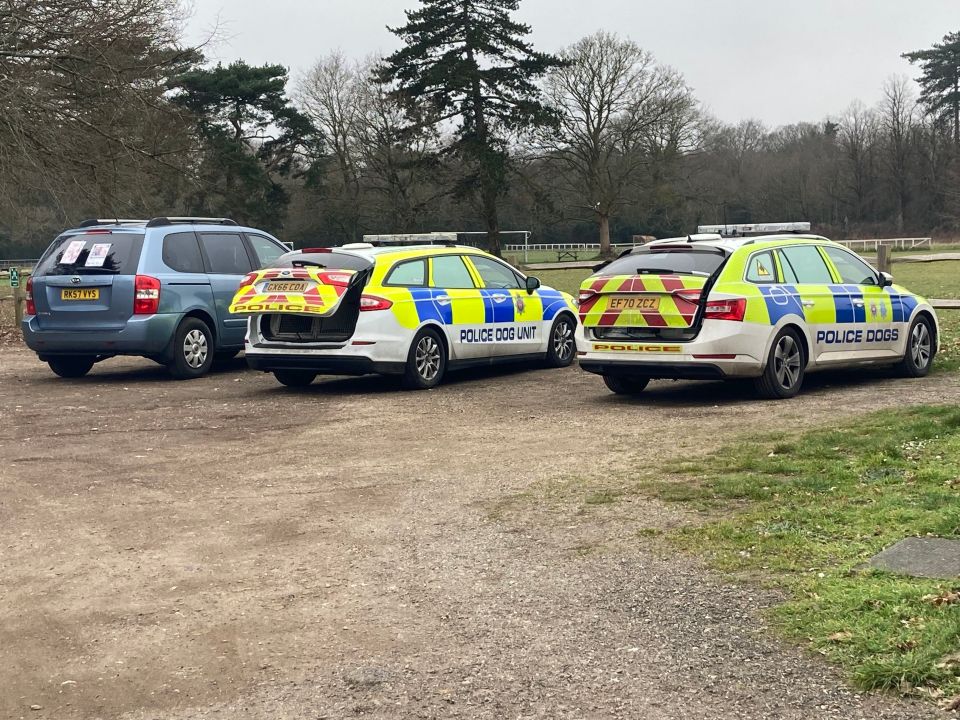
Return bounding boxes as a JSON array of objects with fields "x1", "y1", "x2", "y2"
[
  {"x1": 673, "y1": 289, "x2": 701, "y2": 304},
  {"x1": 359, "y1": 294, "x2": 393, "y2": 311},
  {"x1": 134, "y1": 275, "x2": 161, "y2": 315},
  {"x1": 301, "y1": 247, "x2": 331, "y2": 253},
  {"x1": 577, "y1": 289, "x2": 597, "y2": 304},
  {"x1": 319, "y1": 271, "x2": 353, "y2": 287},
  {"x1": 239, "y1": 272, "x2": 258, "y2": 287},
  {"x1": 25, "y1": 277, "x2": 35, "y2": 315},
  {"x1": 704, "y1": 297, "x2": 746, "y2": 322}
]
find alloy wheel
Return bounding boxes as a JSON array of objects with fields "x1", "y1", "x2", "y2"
[
  {"x1": 911, "y1": 322, "x2": 931, "y2": 369},
  {"x1": 774, "y1": 334, "x2": 801, "y2": 390},
  {"x1": 416, "y1": 336, "x2": 441, "y2": 381}
]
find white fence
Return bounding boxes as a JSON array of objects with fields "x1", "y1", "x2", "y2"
[
  {"x1": 836, "y1": 238, "x2": 931, "y2": 252},
  {"x1": 0, "y1": 259, "x2": 38, "y2": 271}
]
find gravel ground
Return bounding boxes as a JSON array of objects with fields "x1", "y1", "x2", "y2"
[{"x1": 2, "y1": 347, "x2": 955, "y2": 720}]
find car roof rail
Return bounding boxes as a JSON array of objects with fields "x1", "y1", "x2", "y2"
[
  {"x1": 145, "y1": 217, "x2": 239, "y2": 228},
  {"x1": 78, "y1": 218, "x2": 148, "y2": 227}
]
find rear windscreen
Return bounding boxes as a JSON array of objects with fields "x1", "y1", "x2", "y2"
[
  {"x1": 594, "y1": 249, "x2": 726, "y2": 278},
  {"x1": 35, "y1": 232, "x2": 144, "y2": 276},
  {"x1": 274, "y1": 251, "x2": 373, "y2": 273}
]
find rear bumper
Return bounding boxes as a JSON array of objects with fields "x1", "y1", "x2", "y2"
[
  {"x1": 246, "y1": 353, "x2": 404, "y2": 376},
  {"x1": 22, "y1": 314, "x2": 178, "y2": 357},
  {"x1": 575, "y1": 319, "x2": 769, "y2": 380}
]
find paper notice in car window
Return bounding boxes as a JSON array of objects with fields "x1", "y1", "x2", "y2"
[
  {"x1": 60, "y1": 239, "x2": 86, "y2": 265},
  {"x1": 85, "y1": 243, "x2": 111, "y2": 267}
]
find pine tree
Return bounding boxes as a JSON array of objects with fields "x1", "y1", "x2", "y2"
[
  {"x1": 378, "y1": 0, "x2": 564, "y2": 255},
  {"x1": 903, "y1": 32, "x2": 960, "y2": 145}
]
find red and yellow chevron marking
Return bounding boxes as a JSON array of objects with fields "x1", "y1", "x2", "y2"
[
  {"x1": 229, "y1": 267, "x2": 355, "y2": 316},
  {"x1": 578, "y1": 274, "x2": 706, "y2": 328}
]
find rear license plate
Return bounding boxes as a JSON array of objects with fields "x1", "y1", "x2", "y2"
[
  {"x1": 608, "y1": 296, "x2": 659, "y2": 310},
  {"x1": 265, "y1": 281, "x2": 307, "y2": 293},
  {"x1": 61, "y1": 288, "x2": 100, "y2": 301}
]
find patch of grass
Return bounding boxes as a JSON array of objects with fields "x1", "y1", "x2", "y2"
[{"x1": 652, "y1": 405, "x2": 960, "y2": 698}]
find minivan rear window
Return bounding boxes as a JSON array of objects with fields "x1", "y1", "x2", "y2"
[
  {"x1": 35, "y1": 232, "x2": 144, "y2": 276},
  {"x1": 594, "y1": 248, "x2": 726, "y2": 278}
]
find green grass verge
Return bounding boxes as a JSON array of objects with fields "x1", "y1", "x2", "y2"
[{"x1": 649, "y1": 406, "x2": 960, "y2": 699}]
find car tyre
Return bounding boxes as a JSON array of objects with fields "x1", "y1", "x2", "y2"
[
  {"x1": 602, "y1": 374, "x2": 650, "y2": 395},
  {"x1": 754, "y1": 327, "x2": 805, "y2": 399},
  {"x1": 168, "y1": 317, "x2": 215, "y2": 380},
  {"x1": 47, "y1": 356, "x2": 95, "y2": 378},
  {"x1": 402, "y1": 327, "x2": 446, "y2": 390},
  {"x1": 545, "y1": 314, "x2": 576, "y2": 368},
  {"x1": 273, "y1": 369, "x2": 317, "y2": 387},
  {"x1": 894, "y1": 315, "x2": 935, "y2": 378}
]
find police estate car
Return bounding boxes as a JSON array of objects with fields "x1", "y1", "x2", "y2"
[
  {"x1": 229, "y1": 244, "x2": 578, "y2": 388},
  {"x1": 575, "y1": 233, "x2": 939, "y2": 398}
]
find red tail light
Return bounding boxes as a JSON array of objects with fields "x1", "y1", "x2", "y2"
[
  {"x1": 577, "y1": 289, "x2": 597, "y2": 304},
  {"x1": 302, "y1": 247, "x2": 332, "y2": 253},
  {"x1": 134, "y1": 275, "x2": 161, "y2": 315},
  {"x1": 319, "y1": 271, "x2": 353, "y2": 287},
  {"x1": 25, "y1": 276, "x2": 36, "y2": 315},
  {"x1": 239, "y1": 272, "x2": 258, "y2": 287},
  {"x1": 704, "y1": 297, "x2": 746, "y2": 322},
  {"x1": 359, "y1": 294, "x2": 392, "y2": 311},
  {"x1": 673, "y1": 289, "x2": 702, "y2": 304}
]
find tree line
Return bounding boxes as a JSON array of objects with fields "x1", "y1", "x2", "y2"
[{"x1": 2, "y1": 0, "x2": 959, "y2": 258}]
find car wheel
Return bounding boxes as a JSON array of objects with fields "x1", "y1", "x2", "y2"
[
  {"x1": 545, "y1": 314, "x2": 576, "y2": 368},
  {"x1": 754, "y1": 327, "x2": 805, "y2": 399},
  {"x1": 602, "y1": 374, "x2": 650, "y2": 395},
  {"x1": 47, "y1": 356, "x2": 95, "y2": 378},
  {"x1": 402, "y1": 327, "x2": 446, "y2": 390},
  {"x1": 273, "y1": 369, "x2": 317, "y2": 387},
  {"x1": 168, "y1": 318, "x2": 215, "y2": 380},
  {"x1": 895, "y1": 315, "x2": 935, "y2": 377}
]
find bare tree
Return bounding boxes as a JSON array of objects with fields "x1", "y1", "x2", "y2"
[
  {"x1": 538, "y1": 32, "x2": 698, "y2": 255},
  {"x1": 838, "y1": 101, "x2": 880, "y2": 224},
  {"x1": 879, "y1": 75, "x2": 917, "y2": 233},
  {"x1": 0, "y1": 0, "x2": 199, "y2": 232}
]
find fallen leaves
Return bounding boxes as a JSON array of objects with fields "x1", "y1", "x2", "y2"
[{"x1": 922, "y1": 589, "x2": 960, "y2": 607}]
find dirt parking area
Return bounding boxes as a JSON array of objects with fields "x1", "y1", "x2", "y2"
[{"x1": 3, "y1": 347, "x2": 958, "y2": 719}]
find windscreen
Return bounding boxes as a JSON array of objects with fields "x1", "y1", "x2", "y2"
[
  {"x1": 594, "y1": 248, "x2": 726, "y2": 278},
  {"x1": 35, "y1": 232, "x2": 143, "y2": 276},
  {"x1": 273, "y1": 251, "x2": 373, "y2": 272}
]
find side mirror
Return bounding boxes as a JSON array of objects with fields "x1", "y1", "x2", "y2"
[
  {"x1": 525, "y1": 276, "x2": 541, "y2": 295},
  {"x1": 878, "y1": 271, "x2": 893, "y2": 288}
]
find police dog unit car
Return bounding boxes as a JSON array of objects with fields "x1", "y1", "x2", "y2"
[
  {"x1": 230, "y1": 244, "x2": 578, "y2": 389},
  {"x1": 575, "y1": 231, "x2": 938, "y2": 398}
]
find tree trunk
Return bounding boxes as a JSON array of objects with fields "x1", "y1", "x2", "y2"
[
  {"x1": 484, "y1": 187, "x2": 501, "y2": 257},
  {"x1": 598, "y1": 212, "x2": 612, "y2": 258}
]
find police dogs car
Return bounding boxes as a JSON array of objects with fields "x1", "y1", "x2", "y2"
[
  {"x1": 575, "y1": 225, "x2": 938, "y2": 399},
  {"x1": 229, "y1": 242, "x2": 578, "y2": 389}
]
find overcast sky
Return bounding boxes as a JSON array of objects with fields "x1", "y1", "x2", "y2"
[{"x1": 184, "y1": 0, "x2": 959, "y2": 127}]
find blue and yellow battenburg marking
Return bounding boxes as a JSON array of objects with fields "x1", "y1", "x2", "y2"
[{"x1": 753, "y1": 284, "x2": 917, "y2": 326}]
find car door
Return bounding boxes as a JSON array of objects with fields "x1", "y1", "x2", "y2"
[
  {"x1": 820, "y1": 245, "x2": 899, "y2": 357},
  {"x1": 198, "y1": 232, "x2": 255, "y2": 348},
  {"x1": 776, "y1": 245, "x2": 842, "y2": 363},
  {"x1": 428, "y1": 254, "x2": 489, "y2": 361},
  {"x1": 467, "y1": 255, "x2": 543, "y2": 357},
  {"x1": 159, "y1": 231, "x2": 215, "y2": 318}
]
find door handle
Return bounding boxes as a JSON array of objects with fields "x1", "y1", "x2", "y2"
[
  {"x1": 435, "y1": 295, "x2": 451, "y2": 306},
  {"x1": 801, "y1": 300, "x2": 815, "y2": 308},
  {"x1": 853, "y1": 300, "x2": 865, "y2": 307}
]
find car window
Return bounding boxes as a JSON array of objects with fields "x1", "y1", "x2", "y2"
[
  {"x1": 199, "y1": 233, "x2": 253, "y2": 275},
  {"x1": 246, "y1": 233, "x2": 286, "y2": 269},
  {"x1": 778, "y1": 246, "x2": 834, "y2": 284},
  {"x1": 35, "y1": 232, "x2": 143, "y2": 276},
  {"x1": 596, "y1": 249, "x2": 725, "y2": 278},
  {"x1": 745, "y1": 250, "x2": 777, "y2": 284},
  {"x1": 385, "y1": 259, "x2": 426, "y2": 287},
  {"x1": 470, "y1": 256, "x2": 522, "y2": 289},
  {"x1": 162, "y1": 232, "x2": 204, "y2": 273},
  {"x1": 823, "y1": 246, "x2": 877, "y2": 285},
  {"x1": 431, "y1": 255, "x2": 476, "y2": 289}
]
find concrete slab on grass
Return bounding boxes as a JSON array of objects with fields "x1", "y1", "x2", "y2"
[{"x1": 868, "y1": 537, "x2": 960, "y2": 579}]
